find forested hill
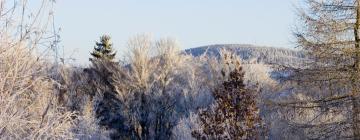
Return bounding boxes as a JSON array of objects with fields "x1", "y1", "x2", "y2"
[{"x1": 185, "y1": 44, "x2": 308, "y2": 67}]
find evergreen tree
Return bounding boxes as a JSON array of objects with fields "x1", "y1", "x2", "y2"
[{"x1": 91, "y1": 35, "x2": 116, "y2": 61}]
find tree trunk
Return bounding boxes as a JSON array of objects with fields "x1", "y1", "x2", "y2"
[{"x1": 352, "y1": 1, "x2": 360, "y2": 139}]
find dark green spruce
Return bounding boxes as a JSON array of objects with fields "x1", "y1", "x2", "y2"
[{"x1": 91, "y1": 35, "x2": 116, "y2": 61}]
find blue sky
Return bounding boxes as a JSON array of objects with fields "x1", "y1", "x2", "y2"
[{"x1": 53, "y1": 0, "x2": 298, "y2": 63}]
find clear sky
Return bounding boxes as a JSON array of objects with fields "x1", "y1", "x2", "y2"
[{"x1": 53, "y1": 0, "x2": 298, "y2": 63}]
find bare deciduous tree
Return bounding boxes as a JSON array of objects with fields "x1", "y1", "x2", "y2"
[{"x1": 283, "y1": 0, "x2": 360, "y2": 139}]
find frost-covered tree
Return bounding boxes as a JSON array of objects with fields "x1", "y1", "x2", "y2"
[
  {"x1": 85, "y1": 34, "x2": 215, "y2": 139},
  {"x1": 286, "y1": 0, "x2": 360, "y2": 138},
  {"x1": 0, "y1": 0, "x2": 111, "y2": 139},
  {"x1": 191, "y1": 52, "x2": 264, "y2": 140}
]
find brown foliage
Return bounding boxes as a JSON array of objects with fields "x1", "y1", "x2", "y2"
[{"x1": 192, "y1": 53, "x2": 264, "y2": 140}]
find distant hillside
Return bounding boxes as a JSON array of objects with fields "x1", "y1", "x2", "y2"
[{"x1": 185, "y1": 44, "x2": 308, "y2": 67}]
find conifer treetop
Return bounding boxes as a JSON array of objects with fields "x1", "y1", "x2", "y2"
[{"x1": 91, "y1": 35, "x2": 116, "y2": 61}]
